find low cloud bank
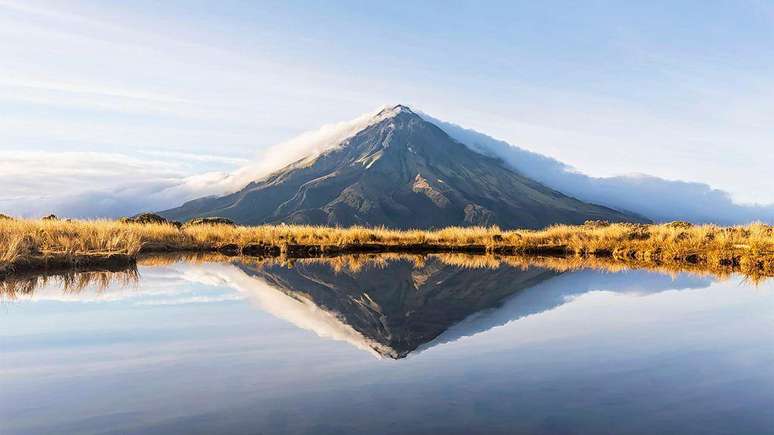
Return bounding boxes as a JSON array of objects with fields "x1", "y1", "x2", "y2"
[
  {"x1": 0, "y1": 151, "x2": 239, "y2": 219},
  {"x1": 423, "y1": 114, "x2": 774, "y2": 225}
]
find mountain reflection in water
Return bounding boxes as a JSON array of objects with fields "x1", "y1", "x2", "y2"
[
  {"x1": 2, "y1": 254, "x2": 715, "y2": 359},
  {"x1": 5, "y1": 254, "x2": 774, "y2": 435}
]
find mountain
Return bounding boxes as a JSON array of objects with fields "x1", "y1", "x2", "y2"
[{"x1": 160, "y1": 105, "x2": 646, "y2": 228}]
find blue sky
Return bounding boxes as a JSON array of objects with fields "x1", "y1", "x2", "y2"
[{"x1": 1, "y1": 0, "x2": 773, "y2": 217}]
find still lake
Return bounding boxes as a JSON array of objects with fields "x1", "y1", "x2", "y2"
[{"x1": 2, "y1": 256, "x2": 774, "y2": 435}]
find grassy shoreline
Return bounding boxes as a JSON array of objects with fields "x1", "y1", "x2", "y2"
[
  {"x1": 3, "y1": 250, "x2": 773, "y2": 300},
  {"x1": 1, "y1": 218, "x2": 772, "y2": 279}
]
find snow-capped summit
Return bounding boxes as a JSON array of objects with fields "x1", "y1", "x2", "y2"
[
  {"x1": 383, "y1": 104, "x2": 414, "y2": 115},
  {"x1": 369, "y1": 104, "x2": 418, "y2": 124}
]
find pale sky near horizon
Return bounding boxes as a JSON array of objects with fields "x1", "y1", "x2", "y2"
[{"x1": 1, "y1": 0, "x2": 773, "y2": 215}]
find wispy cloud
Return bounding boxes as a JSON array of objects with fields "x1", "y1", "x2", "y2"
[
  {"x1": 0, "y1": 0, "x2": 380, "y2": 160},
  {"x1": 0, "y1": 76, "x2": 192, "y2": 104},
  {"x1": 137, "y1": 150, "x2": 250, "y2": 166}
]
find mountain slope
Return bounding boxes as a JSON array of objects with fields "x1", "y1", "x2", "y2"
[{"x1": 160, "y1": 105, "x2": 646, "y2": 228}]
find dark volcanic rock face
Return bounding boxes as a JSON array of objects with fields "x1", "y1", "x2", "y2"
[
  {"x1": 239, "y1": 257, "x2": 559, "y2": 359},
  {"x1": 161, "y1": 105, "x2": 645, "y2": 229}
]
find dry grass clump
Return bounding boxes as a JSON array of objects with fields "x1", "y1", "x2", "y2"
[
  {"x1": 517, "y1": 221, "x2": 772, "y2": 259},
  {"x1": 175, "y1": 224, "x2": 502, "y2": 247},
  {"x1": 0, "y1": 219, "x2": 167, "y2": 263},
  {"x1": 1, "y1": 218, "x2": 772, "y2": 278}
]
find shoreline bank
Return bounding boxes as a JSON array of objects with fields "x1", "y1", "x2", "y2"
[{"x1": 1, "y1": 219, "x2": 772, "y2": 280}]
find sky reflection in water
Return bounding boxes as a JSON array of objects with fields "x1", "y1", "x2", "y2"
[{"x1": 2, "y1": 257, "x2": 774, "y2": 435}]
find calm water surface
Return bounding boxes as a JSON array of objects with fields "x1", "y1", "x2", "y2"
[{"x1": 2, "y1": 257, "x2": 774, "y2": 435}]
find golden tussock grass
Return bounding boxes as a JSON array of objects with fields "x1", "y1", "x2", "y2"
[{"x1": 0, "y1": 218, "x2": 772, "y2": 278}]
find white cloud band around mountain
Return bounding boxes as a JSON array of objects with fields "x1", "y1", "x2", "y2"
[{"x1": 422, "y1": 113, "x2": 774, "y2": 225}]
